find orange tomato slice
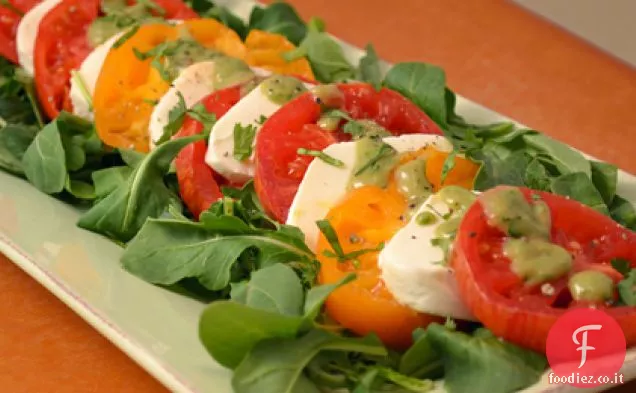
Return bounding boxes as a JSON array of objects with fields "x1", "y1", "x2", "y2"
[
  {"x1": 317, "y1": 148, "x2": 479, "y2": 349},
  {"x1": 245, "y1": 29, "x2": 314, "y2": 81},
  {"x1": 93, "y1": 19, "x2": 246, "y2": 152}
]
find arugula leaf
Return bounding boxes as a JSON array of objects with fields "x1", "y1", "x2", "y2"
[
  {"x1": 523, "y1": 158, "x2": 551, "y2": 191},
  {"x1": 590, "y1": 161, "x2": 618, "y2": 205},
  {"x1": 121, "y1": 214, "x2": 314, "y2": 289},
  {"x1": 357, "y1": 44, "x2": 382, "y2": 90},
  {"x1": 64, "y1": 178, "x2": 96, "y2": 200},
  {"x1": 248, "y1": 2, "x2": 307, "y2": 45},
  {"x1": 303, "y1": 273, "x2": 355, "y2": 319},
  {"x1": 399, "y1": 329, "x2": 443, "y2": 379},
  {"x1": 77, "y1": 133, "x2": 203, "y2": 242},
  {"x1": 550, "y1": 172, "x2": 609, "y2": 215},
  {"x1": 21, "y1": 120, "x2": 68, "y2": 193},
  {"x1": 231, "y1": 264, "x2": 304, "y2": 316},
  {"x1": 283, "y1": 19, "x2": 356, "y2": 83},
  {"x1": 199, "y1": 265, "x2": 353, "y2": 369},
  {"x1": 611, "y1": 258, "x2": 631, "y2": 277},
  {"x1": 92, "y1": 166, "x2": 133, "y2": 199},
  {"x1": 383, "y1": 62, "x2": 447, "y2": 129},
  {"x1": 185, "y1": 0, "x2": 213, "y2": 13},
  {"x1": 200, "y1": 301, "x2": 306, "y2": 369},
  {"x1": 523, "y1": 133, "x2": 591, "y2": 177},
  {"x1": 217, "y1": 180, "x2": 281, "y2": 230},
  {"x1": 426, "y1": 323, "x2": 547, "y2": 393},
  {"x1": 232, "y1": 329, "x2": 387, "y2": 393},
  {"x1": 203, "y1": 5, "x2": 247, "y2": 39},
  {"x1": 617, "y1": 269, "x2": 636, "y2": 306},
  {"x1": 0, "y1": 124, "x2": 38, "y2": 175},
  {"x1": 233, "y1": 123, "x2": 257, "y2": 161},
  {"x1": 472, "y1": 150, "x2": 529, "y2": 190},
  {"x1": 609, "y1": 195, "x2": 636, "y2": 230},
  {"x1": 0, "y1": 58, "x2": 42, "y2": 126},
  {"x1": 372, "y1": 367, "x2": 434, "y2": 392}
]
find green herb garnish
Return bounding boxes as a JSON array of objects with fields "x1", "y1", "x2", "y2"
[
  {"x1": 297, "y1": 148, "x2": 345, "y2": 168},
  {"x1": 354, "y1": 142, "x2": 397, "y2": 176},
  {"x1": 233, "y1": 123, "x2": 257, "y2": 161}
]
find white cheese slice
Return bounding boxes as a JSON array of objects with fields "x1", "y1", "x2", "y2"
[
  {"x1": 69, "y1": 32, "x2": 123, "y2": 120},
  {"x1": 286, "y1": 134, "x2": 452, "y2": 251},
  {"x1": 16, "y1": 0, "x2": 63, "y2": 76},
  {"x1": 378, "y1": 193, "x2": 477, "y2": 321},
  {"x1": 204, "y1": 78, "x2": 312, "y2": 184},
  {"x1": 148, "y1": 63, "x2": 272, "y2": 150}
]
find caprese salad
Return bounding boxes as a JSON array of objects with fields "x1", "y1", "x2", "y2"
[{"x1": 1, "y1": 1, "x2": 635, "y2": 393}]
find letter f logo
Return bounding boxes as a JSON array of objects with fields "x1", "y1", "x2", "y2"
[{"x1": 572, "y1": 324, "x2": 602, "y2": 368}]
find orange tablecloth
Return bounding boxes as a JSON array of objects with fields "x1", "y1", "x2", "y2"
[{"x1": 1, "y1": 0, "x2": 635, "y2": 392}]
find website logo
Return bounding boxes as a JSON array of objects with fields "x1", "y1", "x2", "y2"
[{"x1": 546, "y1": 308, "x2": 626, "y2": 388}]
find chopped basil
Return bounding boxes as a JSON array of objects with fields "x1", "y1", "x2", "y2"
[
  {"x1": 112, "y1": 24, "x2": 141, "y2": 49},
  {"x1": 233, "y1": 123, "x2": 257, "y2": 161},
  {"x1": 297, "y1": 148, "x2": 345, "y2": 168},
  {"x1": 70, "y1": 70, "x2": 93, "y2": 112},
  {"x1": 143, "y1": 98, "x2": 159, "y2": 106},
  {"x1": 157, "y1": 93, "x2": 216, "y2": 145},
  {"x1": 158, "y1": 92, "x2": 188, "y2": 144},
  {"x1": 316, "y1": 219, "x2": 383, "y2": 267},
  {"x1": 316, "y1": 219, "x2": 345, "y2": 257},
  {"x1": 255, "y1": 114, "x2": 268, "y2": 125},
  {"x1": 354, "y1": 142, "x2": 397, "y2": 176},
  {"x1": 187, "y1": 102, "x2": 217, "y2": 131},
  {"x1": 440, "y1": 150, "x2": 457, "y2": 185}
]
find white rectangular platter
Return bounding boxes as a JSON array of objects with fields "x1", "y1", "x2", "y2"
[{"x1": 0, "y1": 1, "x2": 635, "y2": 392}]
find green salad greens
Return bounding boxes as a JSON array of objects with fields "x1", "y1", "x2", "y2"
[{"x1": 1, "y1": 2, "x2": 634, "y2": 393}]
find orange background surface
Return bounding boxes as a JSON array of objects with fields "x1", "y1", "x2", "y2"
[{"x1": 1, "y1": 0, "x2": 635, "y2": 392}]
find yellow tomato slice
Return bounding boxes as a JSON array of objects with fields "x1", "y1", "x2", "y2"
[
  {"x1": 245, "y1": 29, "x2": 315, "y2": 81},
  {"x1": 317, "y1": 147, "x2": 479, "y2": 349},
  {"x1": 93, "y1": 20, "x2": 246, "y2": 152}
]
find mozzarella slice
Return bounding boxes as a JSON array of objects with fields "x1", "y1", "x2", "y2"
[
  {"x1": 286, "y1": 134, "x2": 453, "y2": 251},
  {"x1": 69, "y1": 33, "x2": 123, "y2": 120},
  {"x1": 205, "y1": 78, "x2": 312, "y2": 184},
  {"x1": 148, "y1": 61, "x2": 222, "y2": 148},
  {"x1": 16, "y1": 0, "x2": 63, "y2": 76},
  {"x1": 379, "y1": 193, "x2": 477, "y2": 321},
  {"x1": 148, "y1": 63, "x2": 271, "y2": 150}
]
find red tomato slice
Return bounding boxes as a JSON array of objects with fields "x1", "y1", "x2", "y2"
[
  {"x1": 0, "y1": 6, "x2": 20, "y2": 63},
  {"x1": 34, "y1": 0, "x2": 99, "y2": 119},
  {"x1": 174, "y1": 85, "x2": 244, "y2": 219},
  {"x1": 254, "y1": 82, "x2": 444, "y2": 223},
  {"x1": 452, "y1": 186, "x2": 636, "y2": 353},
  {"x1": 10, "y1": 0, "x2": 42, "y2": 12},
  {"x1": 33, "y1": 0, "x2": 197, "y2": 119}
]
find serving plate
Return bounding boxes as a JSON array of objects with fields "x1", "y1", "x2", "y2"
[{"x1": 1, "y1": 1, "x2": 635, "y2": 392}]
